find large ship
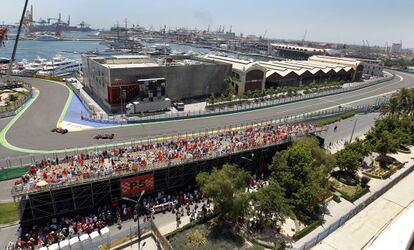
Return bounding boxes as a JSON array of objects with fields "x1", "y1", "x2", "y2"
[
  {"x1": 36, "y1": 55, "x2": 81, "y2": 77},
  {"x1": 12, "y1": 56, "x2": 81, "y2": 77}
]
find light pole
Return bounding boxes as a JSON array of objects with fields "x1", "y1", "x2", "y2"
[
  {"x1": 349, "y1": 118, "x2": 358, "y2": 144},
  {"x1": 5, "y1": 0, "x2": 29, "y2": 84},
  {"x1": 122, "y1": 190, "x2": 145, "y2": 250}
]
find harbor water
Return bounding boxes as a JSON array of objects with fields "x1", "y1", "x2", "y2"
[{"x1": 0, "y1": 36, "x2": 271, "y2": 62}]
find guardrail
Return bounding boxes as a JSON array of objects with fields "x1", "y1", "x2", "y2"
[
  {"x1": 0, "y1": 82, "x2": 33, "y2": 119},
  {"x1": 294, "y1": 160, "x2": 414, "y2": 250},
  {"x1": 82, "y1": 73, "x2": 394, "y2": 125},
  {"x1": 8, "y1": 103, "x2": 385, "y2": 197}
]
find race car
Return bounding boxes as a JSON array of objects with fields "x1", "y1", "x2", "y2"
[
  {"x1": 94, "y1": 133, "x2": 115, "y2": 140},
  {"x1": 51, "y1": 128, "x2": 68, "y2": 134}
]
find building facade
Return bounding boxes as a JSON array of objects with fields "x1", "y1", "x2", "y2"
[
  {"x1": 204, "y1": 55, "x2": 364, "y2": 96},
  {"x1": 81, "y1": 55, "x2": 232, "y2": 112}
]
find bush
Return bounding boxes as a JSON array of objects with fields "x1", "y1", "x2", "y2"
[
  {"x1": 360, "y1": 176, "x2": 371, "y2": 188},
  {"x1": 186, "y1": 230, "x2": 207, "y2": 247},
  {"x1": 292, "y1": 220, "x2": 322, "y2": 241}
]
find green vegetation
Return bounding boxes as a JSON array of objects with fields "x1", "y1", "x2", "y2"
[
  {"x1": 331, "y1": 88, "x2": 414, "y2": 197},
  {"x1": 207, "y1": 82, "x2": 343, "y2": 104},
  {"x1": 363, "y1": 163, "x2": 403, "y2": 179},
  {"x1": 315, "y1": 112, "x2": 356, "y2": 126},
  {"x1": 0, "y1": 202, "x2": 19, "y2": 224},
  {"x1": 196, "y1": 164, "x2": 250, "y2": 222},
  {"x1": 0, "y1": 90, "x2": 29, "y2": 112},
  {"x1": 168, "y1": 221, "x2": 245, "y2": 250},
  {"x1": 270, "y1": 137, "x2": 335, "y2": 220},
  {"x1": 329, "y1": 178, "x2": 369, "y2": 202},
  {"x1": 191, "y1": 88, "x2": 414, "y2": 246},
  {"x1": 34, "y1": 74, "x2": 65, "y2": 82},
  {"x1": 292, "y1": 220, "x2": 322, "y2": 241},
  {"x1": 384, "y1": 58, "x2": 414, "y2": 69},
  {"x1": 335, "y1": 139, "x2": 369, "y2": 178}
]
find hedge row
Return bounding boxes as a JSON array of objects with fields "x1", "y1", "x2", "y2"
[
  {"x1": 165, "y1": 213, "x2": 216, "y2": 239},
  {"x1": 315, "y1": 112, "x2": 356, "y2": 126},
  {"x1": 292, "y1": 220, "x2": 322, "y2": 241}
]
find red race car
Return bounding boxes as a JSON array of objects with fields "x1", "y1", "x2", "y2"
[
  {"x1": 94, "y1": 133, "x2": 114, "y2": 140},
  {"x1": 51, "y1": 128, "x2": 68, "y2": 134}
]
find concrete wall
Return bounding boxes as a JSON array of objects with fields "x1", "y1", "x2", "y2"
[
  {"x1": 165, "y1": 63, "x2": 231, "y2": 100},
  {"x1": 109, "y1": 63, "x2": 231, "y2": 101},
  {"x1": 82, "y1": 57, "x2": 232, "y2": 112},
  {"x1": 81, "y1": 56, "x2": 111, "y2": 110}
]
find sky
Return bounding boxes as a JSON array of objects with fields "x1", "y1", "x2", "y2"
[{"x1": 1, "y1": 0, "x2": 414, "y2": 48}]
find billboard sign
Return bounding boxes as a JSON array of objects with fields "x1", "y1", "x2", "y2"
[{"x1": 121, "y1": 174, "x2": 154, "y2": 196}]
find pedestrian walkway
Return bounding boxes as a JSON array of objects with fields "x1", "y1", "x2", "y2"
[
  {"x1": 294, "y1": 148, "x2": 414, "y2": 249},
  {"x1": 313, "y1": 164, "x2": 414, "y2": 250}
]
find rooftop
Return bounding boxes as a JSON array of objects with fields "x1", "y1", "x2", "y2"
[{"x1": 203, "y1": 55, "x2": 358, "y2": 78}]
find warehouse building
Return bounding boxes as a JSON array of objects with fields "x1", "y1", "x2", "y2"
[
  {"x1": 203, "y1": 55, "x2": 364, "y2": 96},
  {"x1": 81, "y1": 55, "x2": 232, "y2": 112}
]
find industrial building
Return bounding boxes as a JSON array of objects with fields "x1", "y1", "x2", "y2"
[
  {"x1": 271, "y1": 43, "x2": 334, "y2": 60},
  {"x1": 203, "y1": 55, "x2": 364, "y2": 96},
  {"x1": 81, "y1": 55, "x2": 231, "y2": 112},
  {"x1": 354, "y1": 58, "x2": 384, "y2": 77}
]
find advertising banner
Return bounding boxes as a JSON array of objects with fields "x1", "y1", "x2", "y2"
[{"x1": 121, "y1": 174, "x2": 154, "y2": 196}]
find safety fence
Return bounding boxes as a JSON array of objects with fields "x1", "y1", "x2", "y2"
[
  {"x1": 294, "y1": 160, "x2": 414, "y2": 250},
  {"x1": 0, "y1": 82, "x2": 33, "y2": 118},
  {"x1": 81, "y1": 73, "x2": 394, "y2": 125}
]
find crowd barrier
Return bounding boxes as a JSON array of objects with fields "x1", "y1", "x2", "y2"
[{"x1": 34, "y1": 220, "x2": 152, "y2": 250}]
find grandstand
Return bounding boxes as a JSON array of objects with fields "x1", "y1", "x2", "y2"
[{"x1": 13, "y1": 122, "x2": 322, "y2": 227}]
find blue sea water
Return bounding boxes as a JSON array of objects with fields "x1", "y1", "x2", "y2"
[
  {"x1": 0, "y1": 39, "x2": 107, "y2": 61},
  {"x1": 0, "y1": 35, "x2": 270, "y2": 63}
]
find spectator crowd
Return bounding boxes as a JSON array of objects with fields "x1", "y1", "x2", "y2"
[
  {"x1": 9, "y1": 187, "x2": 211, "y2": 250},
  {"x1": 12, "y1": 122, "x2": 318, "y2": 195}
]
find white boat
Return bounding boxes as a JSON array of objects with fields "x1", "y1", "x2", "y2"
[
  {"x1": 20, "y1": 57, "x2": 48, "y2": 76},
  {"x1": 37, "y1": 56, "x2": 81, "y2": 77},
  {"x1": 34, "y1": 34, "x2": 62, "y2": 41}
]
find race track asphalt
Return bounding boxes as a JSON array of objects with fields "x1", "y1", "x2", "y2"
[{"x1": 1, "y1": 70, "x2": 414, "y2": 157}]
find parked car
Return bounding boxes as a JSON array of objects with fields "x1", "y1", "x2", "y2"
[
  {"x1": 173, "y1": 102, "x2": 185, "y2": 111},
  {"x1": 51, "y1": 128, "x2": 68, "y2": 134},
  {"x1": 94, "y1": 133, "x2": 114, "y2": 140}
]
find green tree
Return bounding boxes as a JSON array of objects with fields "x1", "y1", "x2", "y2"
[
  {"x1": 251, "y1": 180, "x2": 292, "y2": 226},
  {"x1": 335, "y1": 139, "x2": 369, "y2": 177},
  {"x1": 196, "y1": 164, "x2": 249, "y2": 222},
  {"x1": 270, "y1": 137, "x2": 332, "y2": 217},
  {"x1": 335, "y1": 148, "x2": 361, "y2": 177},
  {"x1": 372, "y1": 130, "x2": 400, "y2": 167}
]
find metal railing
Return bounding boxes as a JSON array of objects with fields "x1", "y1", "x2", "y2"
[
  {"x1": 294, "y1": 160, "x2": 414, "y2": 250},
  {"x1": 82, "y1": 73, "x2": 394, "y2": 124},
  {"x1": 8, "y1": 103, "x2": 385, "y2": 197},
  {"x1": 151, "y1": 220, "x2": 173, "y2": 250}
]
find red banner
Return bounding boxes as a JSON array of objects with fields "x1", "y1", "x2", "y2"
[{"x1": 121, "y1": 174, "x2": 154, "y2": 197}]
